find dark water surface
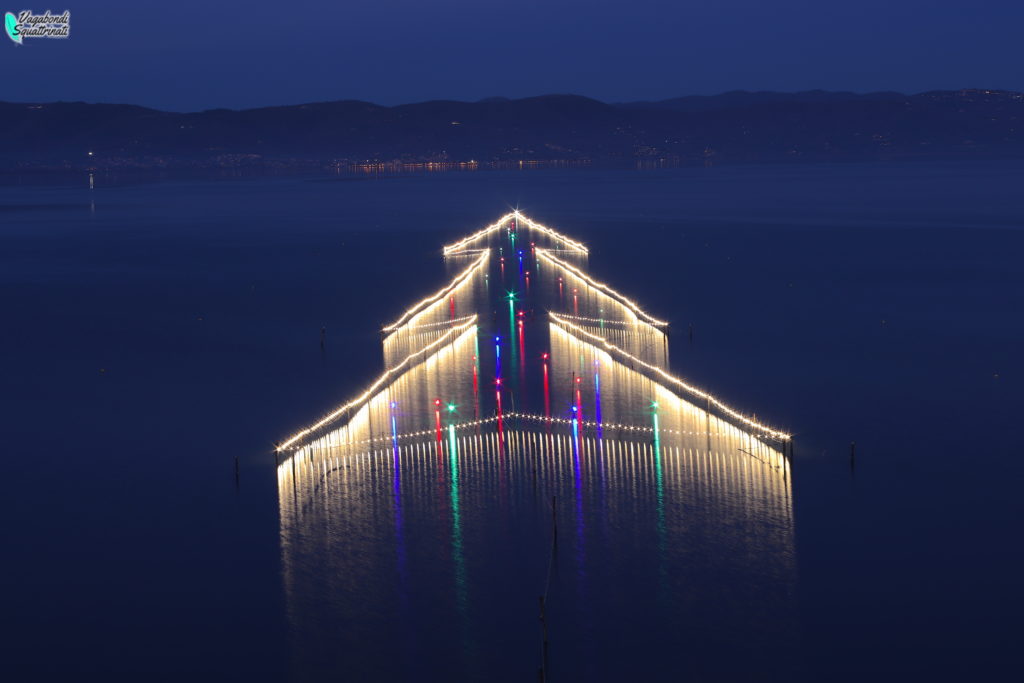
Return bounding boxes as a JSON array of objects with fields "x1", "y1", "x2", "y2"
[{"x1": 2, "y1": 162, "x2": 1022, "y2": 681}]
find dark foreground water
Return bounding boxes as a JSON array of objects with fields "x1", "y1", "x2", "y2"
[{"x1": 2, "y1": 161, "x2": 1022, "y2": 681}]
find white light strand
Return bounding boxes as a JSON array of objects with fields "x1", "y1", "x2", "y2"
[
  {"x1": 390, "y1": 314, "x2": 477, "y2": 332},
  {"x1": 278, "y1": 317, "x2": 479, "y2": 450},
  {"x1": 285, "y1": 411, "x2": 786, "y2": 472},
  {"x1": 550, "y1": 312, "x2": 646, "y2": 327},
  {"x1": 549, "y1": 313, "x2": 791, "y2": 441},
  {"x1": 537, "y1": 248, "x2": 669, "y2": 327},
  {"x1": 513, "y1": 212, "x2": 589, "y2": 254},
  {"x1": 293, "y1": 410, "x2": 747, "y2": 451},
  {"x1": 381, "y1": 251, "x2": 488, "y2": 332},
  {"x1": 441, "y1": 214, "x2": 513, "y2": 256},
  {"x1": 442, "y1": 211, "x2": 589, "y2": 256}
]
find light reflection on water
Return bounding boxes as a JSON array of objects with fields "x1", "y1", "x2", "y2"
[
  {"x1": 276, "y1": 215, "x2": 797, "y2": 681},
  {"x1": 5, "y1": 166, "x2": 1023, "y2": 681}
]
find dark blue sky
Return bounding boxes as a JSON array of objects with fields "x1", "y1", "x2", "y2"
[{"x1": 6, "y1": 1, "x2": 1022, "y2": 111}]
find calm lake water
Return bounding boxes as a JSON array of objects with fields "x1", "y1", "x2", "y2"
[{"x1": 2, "y1": 161, "x2": 1022, "y2": 681}]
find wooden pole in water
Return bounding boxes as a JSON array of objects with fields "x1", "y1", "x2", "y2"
[
  {"x1": 551, "y1": 495, "x2": 557, "y2": 543},
  {"x1": 850, "y1": 441, "x2": 856, "y2": 471},
  {"x1": 538, "y1": 594, "x2": 549, "y2": 680}
]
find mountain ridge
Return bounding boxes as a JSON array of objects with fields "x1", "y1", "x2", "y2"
[{"x1": 4, "y1": 89, "x2": 1023, "y2": 170}]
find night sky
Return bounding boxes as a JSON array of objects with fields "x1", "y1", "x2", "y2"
[{"x1": 6, "y1": 1, "x2": 1023, "y2": 111}]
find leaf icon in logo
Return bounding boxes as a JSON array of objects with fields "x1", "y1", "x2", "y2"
[{"x1": 5, "y1": 12, "x2": 21, "y2": 44}]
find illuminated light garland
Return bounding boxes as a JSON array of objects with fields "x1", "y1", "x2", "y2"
[
  {"x1": 277, "y1": 317, "x2": 478, "y2": 451},
  {"x1": 552, "y1": 312, "x2": 649, "y2": 327},
  {"x1": 284, "y1": 411, "x2": 787, "y2": 477},
  {"x1": 442, "y1": 214, "x2": 514, "y2": 256},
  {"x1": 549, "y1": 313, "x2": 791, "y2": 441},
  {"x1": 382, "y1": 251, "x2": 488, "y2": 333},
  {"x1": 389, "y1": 314, "x2": 477, "y2": 332},
  {"x1": 442, "y1": 211, "x2": 589, "y2": 256},
  {"x1": 536, "y1": 248, "x2": 669, "y2": 327},
  {"x1": 291, "y1": 410, "x2": 774, "y2": 453},
  {"x1": 512, "y1": 212, "x2": 589, "y2": 254},
  {"x1": 298, "y1": 415, "x2": 507, "y2": 453}
]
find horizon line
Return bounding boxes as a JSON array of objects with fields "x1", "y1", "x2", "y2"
[{"x1": 1, "y1": 87, "x2": 1018, "y2": 115}]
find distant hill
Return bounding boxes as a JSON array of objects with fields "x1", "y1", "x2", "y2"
[
  {"x1": 2, "y1": 89, "x2": 1023, "y2": 171},
  {"x1": 616, "y1": 89, "x2": 907, "y2": 112}
]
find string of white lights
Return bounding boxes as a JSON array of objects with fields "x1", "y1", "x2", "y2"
[
  {"x1": 297, "y1": 415, "x2": 505, "y2": 454},
  {"x1": 278, "y1": 317, "x2": 479, "y2": 451},
  {"x1": 537, "y1": 248, "x2": 669, "y2": 327},
  {"x1": 549, "y1": 313, "x2": 791, "y2": 441},
  {"x1": 513, "y1": 212, "x2": 589, "y2": 254},
  {"x1": 441, "y1": 214, "x2": 513, "y2": 256},
  {"x1": 292, "y1": 409, "x2": 767, "y2": 456},
  {"x1": 446, "y1": 248, "x2": 489, "y2": 256},
  {"x1": 389, "y1": 314, "x2": 478, "y2": 332},
  {"x1": 442, "y1": 211, "x2": 589, "y2": 256},
  {"x1": 381, "y1": 251, "x2": 488, "y2": 332},
  {"x1": 549, "y1": 312, "x2": 647, "y2": 327}
]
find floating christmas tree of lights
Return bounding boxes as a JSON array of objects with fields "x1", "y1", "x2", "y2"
[{"x1": 276, "y1": 211, "x2": 790, "y2": 458}]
